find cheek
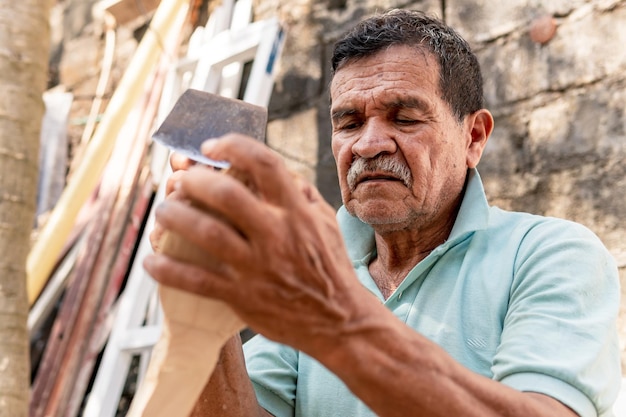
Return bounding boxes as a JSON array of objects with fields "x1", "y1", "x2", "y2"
[
  {"x1": 331, "y1": 138, "x2": 351, "y2": 172},
  {"x1": 331, "y1": 137, "x2": 341, "y2": 161},
  {"x1": 331, "y1": 139, "x2": 353, "y2": 198}
]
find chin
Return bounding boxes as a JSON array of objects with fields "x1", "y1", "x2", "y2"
[{"x1": 346, "y1": 200, "x2": 413, "y2": 228}]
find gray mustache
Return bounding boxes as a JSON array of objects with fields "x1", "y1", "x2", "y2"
[{"x1": 347, "y1": 156, "x2": 413, "y2": 191}]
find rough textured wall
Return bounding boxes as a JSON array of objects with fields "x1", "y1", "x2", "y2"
[
  {"x1": 50, "y1": 0, "x2": 625, "y2": 373},
  {"x1": 255, "y1": 0, "x2": 626, "y2": 371},
  {"x1": 48, "y1": 0, "x2": 146, "y2": 164}
]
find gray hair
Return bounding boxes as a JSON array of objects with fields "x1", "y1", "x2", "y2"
[{"x1": 331, "y1": 9, "x2": 484, "y2": 121}]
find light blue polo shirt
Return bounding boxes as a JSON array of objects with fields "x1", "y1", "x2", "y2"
[{"x1": 243, "y1": 169, "x2": 621, "y2": 417}]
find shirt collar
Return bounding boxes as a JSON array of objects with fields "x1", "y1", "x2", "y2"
[{"x1": 337, "y1": 168, "x2": 491, "y2": 262}]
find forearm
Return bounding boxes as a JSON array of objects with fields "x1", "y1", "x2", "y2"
[
  {"x1": 191, "y1": 334, "x2": 271, "y2": 417},
  {"x1": 318, "y1": 307, "x2": 576, "y2": 417}
]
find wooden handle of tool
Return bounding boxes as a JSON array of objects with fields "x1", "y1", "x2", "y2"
[{"x1": 128, "y1": 168, "x2": 247, "y2": 417}]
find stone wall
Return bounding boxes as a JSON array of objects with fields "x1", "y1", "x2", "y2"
[
  {"x1": 48, "y1": 0, "x2": 157, "y2": 164},
  {"x1": 50, "y1": 0, "x2": 625, "y2": 371},
  {"x1": 254, "y1": 0, "x2": 626, "y2": 371}
]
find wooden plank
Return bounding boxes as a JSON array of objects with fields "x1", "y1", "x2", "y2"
[
  {"x1": 127, "y1": 229, "x2": 245, "y2": 417},
  {"x1": 46, "y1": 22, "x2": 180, "y2": 413},
  {"x1": 78, "y1": 25, "x2": 189, "y2": 412},
  {"x1": 28, "y1": 189, "x2": 99, "y2": 335},
  {"x1": 128, "y1": 165, "x2": 254, "y2": 416},
  {"x1": 30, "y1": 69, "x2": 153, "y2": 416},
  {"x1": 80, "y1": 227, "x2": 160, "y2": 417},
  {"x1": 66, "y1": 168, "x2": 154, "y2": 417},
  {"x1": 49, "y1": 57, "x2": 168, "y2": 417},
  {"x1": 31, "y1": 113, "x2": 141, "y2": 417},
  {"x1": 103, "y1": 0, "x2": 161, "y2": 26},
  {"x1": 27, "y1": 0, "x2": 190, "y2": 306}
]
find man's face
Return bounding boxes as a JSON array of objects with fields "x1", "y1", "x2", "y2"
[{"x1": 330, "y1": 44, "x2": 477, "y2": 232}]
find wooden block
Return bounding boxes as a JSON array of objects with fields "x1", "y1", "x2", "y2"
[
  {"x1": 128, "y1": 168, "x2": 249, "y2": 417},
  {"x1": 103, "y1": 0, "x2": 161, "y2": 25}
]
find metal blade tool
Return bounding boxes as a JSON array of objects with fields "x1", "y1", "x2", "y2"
[
  {"x1": 152, "y1": 88, "x2": 268, "y2": 167},
  {"x1": 129, "y1": 89, "x2": 268, "y2": 417}
]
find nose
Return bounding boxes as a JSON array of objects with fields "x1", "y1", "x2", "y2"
[{"x1": 351, "y1": 118, "x2": 397, "y2": 159}]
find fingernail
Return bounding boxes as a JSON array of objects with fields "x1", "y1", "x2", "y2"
[
  {"x1": 143, "y1": 254, "x2": 155, "y2": 270},
  {"x1": 201, "y1": 139, "x2": 217, "y2": 154}
]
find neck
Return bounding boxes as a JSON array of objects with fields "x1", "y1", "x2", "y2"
[
  {"x1": 368, "y1": 204, "x2": 458, "y2": 300},
  {"x1": 370, "y1": 228, "x2": 448, "y2": 298}
]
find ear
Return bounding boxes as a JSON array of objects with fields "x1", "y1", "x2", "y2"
[{"x1": 465, "y1": 109, "x2": 494, "y2": 169}]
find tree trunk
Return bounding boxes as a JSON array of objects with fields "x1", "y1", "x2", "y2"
[{"x1": 0, "y1": 2, "x2": 51, "y2": 417}]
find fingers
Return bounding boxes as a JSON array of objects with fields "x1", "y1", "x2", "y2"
[
  {"x1": 167, "y1": 150, "x2": 206, "y2": 199},
  {"x1": 143, "y1": 253, "x2": 232, "y2": 300},
  {"x1": 170, "y1": 152, "x2": 196, "y2": 172},
  {"x1": 150, "y1": 188, "x2": 187, "y2": 251},
  {"x1": 177, "y1": 165, "x2": 275, "y2": 238},
  {"x1": 201, "y1": 134, "x2": 301, "y2": 207},
  {"x1": 149, "y1": 225, "x2": 164, "y2": 252},
  {"x1": 166, "y1": 170, "x2": 187, "y2": 196},
  {"x1": 291, "y1": 174, "x2": 325, "y2": 205},
  {"x1": 154, "y1": 198, "x2": 251, "y2": 265}
]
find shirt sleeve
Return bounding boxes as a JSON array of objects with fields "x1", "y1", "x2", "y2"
[
  {"x1": 243, "y1": 334, "x2": 299, "y2": 417},
  {"x1": 492, "y1": 218, "x2": 621, "y2": 417}
]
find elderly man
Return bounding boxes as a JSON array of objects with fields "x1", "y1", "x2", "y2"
[{"x1": 144, "y1": 9, "x2": 620, "y2": 417}]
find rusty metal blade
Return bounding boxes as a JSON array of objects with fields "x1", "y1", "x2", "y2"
[{"x1": 152, "y1": 89, "x2": 268, "y2": 168}]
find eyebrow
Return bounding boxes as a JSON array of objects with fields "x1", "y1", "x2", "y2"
[
  {"x1": 386, "y1": 97, "x2": 431, "y2": 112},
  {"x1": 331, "y1": 108, "x2": 360, "y2": 123}
]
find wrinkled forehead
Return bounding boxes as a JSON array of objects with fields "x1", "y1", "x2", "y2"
[
  {"x1": 332, "y1": 42, "x2": 437, "y2": 76},
  {"x1": 330, "y1": 45, "x2": 441, "y2": 102}
]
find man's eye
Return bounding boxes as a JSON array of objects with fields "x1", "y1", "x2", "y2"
[
  {"x1": 338, "y1": 121, "x2": 361, "y2": 130},
  {"x1": 396, "y1": 118, "x2": 418, "y2": 125}
]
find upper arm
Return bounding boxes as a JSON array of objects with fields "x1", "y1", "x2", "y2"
[
  {"x1": 493, "y1": 220, "x2": 621, "y2": 417},
  {"x1": 525, "y1": 393, "x2": 579, "y2": 417}
]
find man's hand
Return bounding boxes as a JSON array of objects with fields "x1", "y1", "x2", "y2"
[
  {"x1": 144, "y1": 134, "x2": 582, "y2": 417},
  {"x1": 149, "y1": 153, "x2": 196, "y2": 253},
  {"x1": 144, "y1": 133, "x2": 376, "y2": 355}
]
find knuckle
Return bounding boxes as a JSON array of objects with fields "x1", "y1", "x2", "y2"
[
  {"x1": 194, "y1": 213, "x2": 222, "y2": 243},
  {"x1": 254, "y1": 145, "x2": 282, "y2": 168},
  {"x1": 209, "y1": 175, "x2": 241, "y2": 202},
  {"x1": 166, "y1": 172, "x2": 183, "y2": 195}
]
